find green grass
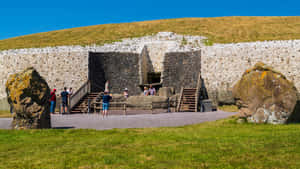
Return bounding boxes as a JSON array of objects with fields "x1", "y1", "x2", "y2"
[
  {"x1": 0, "y1": 110, "x2": 11, "y2": 118},
  {"x1": 218, "y1": 105, "x2": 239, "y2": 112},
  {"x1": 1, "y1": 117, "x2": 300, "y2": 168},
  {"x1": 1, "y1": 16, "x2": 300, "y2": 50}
]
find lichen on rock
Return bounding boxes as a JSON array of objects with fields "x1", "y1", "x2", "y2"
[
  {"x1": 233, "y1": 62, "x2": 299, "y2": 124},
  {"x1": 6, "y1": 67, "x2": 51, "y2": 129}
]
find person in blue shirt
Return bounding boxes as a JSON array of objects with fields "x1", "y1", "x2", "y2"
[
  {"x1": 102, "y1": 91, "x2": 112, "y2": 117},
  {"x1": 61, "y1": 87, "x2": 69, "y2": 114}
]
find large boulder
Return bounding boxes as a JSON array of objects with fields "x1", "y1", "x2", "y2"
[
  {"x1": 233, "y1": 62, "x2": 299, "y2": 124},
  {"x1": 6, "y1": 67, "x2": 51, "y2": 129}
]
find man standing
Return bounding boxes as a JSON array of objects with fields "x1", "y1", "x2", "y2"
[
  {"x1": 102, "y1": 91, "x2": 112, "y2": 118},
  {"x1": 61, "y1": 87, "x2": 69, "y2": 114},
  {"x1": 50, "y1": 89, "x2": 57, "y2": 114}
]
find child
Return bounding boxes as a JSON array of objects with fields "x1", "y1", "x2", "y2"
[{"x1": 143, "y1": 86, "x2": 149, "y2": 96}]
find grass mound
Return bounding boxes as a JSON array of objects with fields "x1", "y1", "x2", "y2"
[
  {"x1": 1, "y1": 117, "x2": 300, "y2": 168},
  {"x1": 1, "y1": 16, "x2": 300, "y2": 50}
]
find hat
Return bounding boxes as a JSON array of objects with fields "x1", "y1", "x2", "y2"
[
  {"x1": 124, "y1": 88, "x2": 128, "y2": 91},
  {"x1": 53, "y1": 89, "x2": 56, "y2": 91}
]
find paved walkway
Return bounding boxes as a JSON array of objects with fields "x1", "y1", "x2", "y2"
[{"x1": 0, "y1": 111, "x2": 236, "y2": 130}]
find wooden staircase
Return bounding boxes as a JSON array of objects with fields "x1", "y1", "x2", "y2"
[
  {"x1": 177, "y1": 88, "x2": 198, "y2": 112},
  {"x1": 70, "y1": 92, "x2": 100, "y2": 113}
]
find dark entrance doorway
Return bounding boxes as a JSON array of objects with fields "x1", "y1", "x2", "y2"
[
  {"x1": 88, "y1": 52, "x2": 106, "y2": 92},
  {"x1": 147, "y1": 72, "x2": 161, "y2": 84}
]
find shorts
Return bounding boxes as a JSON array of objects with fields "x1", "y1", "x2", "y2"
[
  {"x1": 102, "y1": 103, "x2": 109, "y2": 110},
  {"x1": 62, "y1": 101, "x2": 68, "y2": 107}
]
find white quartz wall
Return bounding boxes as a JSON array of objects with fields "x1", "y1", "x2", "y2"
[
  {"x1": 0, "y1": 32, "x2": 206, "y2": 100},
  {"x1": 201, "y1": 40, "x2": 300, "y2": 104},
  {"x1": 0, "y1": 48, "x2": 89, "y2": 99},
  {"x1": 1, "y1": 32, "x2": 300, "y2": 106}
]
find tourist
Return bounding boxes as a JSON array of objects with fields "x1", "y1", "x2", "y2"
[
  {"x1": 67, "y1": 87, "x2": 73, "y2": 97},
  {"x1": 67, "y1": 87, "x2": 73, "y2": 107},
  {"x1": 148, "y1": 84, "x2": 156, "y2": 96},
  {"x1": 123, "y1": 88, "x2": 129, "y2": 98},
  {"x1": 50, "y1": 89, "x2": 57, "y2": 114},
  {"x1": 143, "y1": 86, "x2": 149, "y2": 96},
  {"x1": 105, "y1": 80, "x2": 109, "y2": 92},
  {"x1": 102, "y1": 91, "x2": 112, "y2": 117},
  {"x1": 60, "y1": 87, "x2": 69, "y2": 114}
]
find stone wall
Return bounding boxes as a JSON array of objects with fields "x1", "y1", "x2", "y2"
[
  {"x1": 89, "y1": 52, "x2": 141, "y2": 95},
  {"x1": 139, "y1": 46, "x2": 155, "y2": 85},
  {"x1": 162, "y1": 51, "x2": 201, "y2": 93},
  {"x1": 2, "y1": 32, "x2": 300, "y2": 110},
  {"x1": 201, "y1": 40, "x2": 300, "y2": 105},
  {"x1": 145, "y1": 42, "x2": 175, "y2": 72},
  {"x1": 0, "y1": 47, "x2": 89, "y2": 101},
  {"x1": 0, "y1": 32, "x2": 205, "y2": 104}
]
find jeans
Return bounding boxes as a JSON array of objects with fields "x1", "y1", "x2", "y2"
[{"x1": 50, "y1": 101, "x2": 56, "y2": 113}]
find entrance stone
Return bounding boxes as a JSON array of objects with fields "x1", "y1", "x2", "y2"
[{"x1": 233, "y1": 62, "x2": 299, "y2": 124}]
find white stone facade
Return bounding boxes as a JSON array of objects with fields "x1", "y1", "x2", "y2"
[
  {"x1": 201, "y1": 40, "x2": 300, "y2": 103},
  {"x1": 1, "y1": 32, "x2": 300, "y2": 105},
  {"x1": 0, "y1": 32, "x2": 205, "y2": 99}
]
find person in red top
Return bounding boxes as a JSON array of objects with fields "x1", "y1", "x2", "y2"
[{"x1": 50, "y1": 89, "x2": 57, "y2": 114}]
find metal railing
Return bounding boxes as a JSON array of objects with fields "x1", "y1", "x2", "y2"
[
  {"x1": 92, "y1": 100, "x2": 177, "y2": 115},
  {"x1": 69, "y1": 80, "x2": 91, "y2": 110}
]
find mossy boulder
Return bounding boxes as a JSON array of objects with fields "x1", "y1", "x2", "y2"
[
  {"x1": 6, "y1": 67, "x2": 51, "y2": 129},
  {"x1": 233, "y1": 62, "x2": 299, "y2": 124}
]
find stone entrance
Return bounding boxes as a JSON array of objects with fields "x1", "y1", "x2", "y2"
[{"x1": 88, "y1": 52, "x2": 140, "y2": 95}]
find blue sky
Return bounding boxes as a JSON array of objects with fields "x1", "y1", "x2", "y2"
[{"x1": 0, "y1": 0, "x2": 299, "y2": 40}]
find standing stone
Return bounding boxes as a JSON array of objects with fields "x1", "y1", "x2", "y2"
[
  {"x1": 233, "y1": 62, "x2": 299, "y2": 124},
  {"x1": 6, "y1": 67, "x2": 51, "y2": 129}
]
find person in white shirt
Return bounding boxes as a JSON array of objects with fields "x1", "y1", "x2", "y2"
[
  {"x1": 123, "y1": 88, "x2": 129, "y2": 98},
  {"x1": 148, "y1": 84, "x2": 156, "y2": 96},
  {"x1": 105, "y1": 80, "x2": 109, "y2": 92}
]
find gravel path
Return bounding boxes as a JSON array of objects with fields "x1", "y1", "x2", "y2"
[{"x1": 0, "y1": 111, "x2": 236, "y2": 130}]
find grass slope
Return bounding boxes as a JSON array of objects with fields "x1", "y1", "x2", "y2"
[
  {"x1": 1, "y1": 16, "x2": 300, "y2": 50},
  {"x1": 1, "y1": 117, "x2": 300, "y2": 168}
]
